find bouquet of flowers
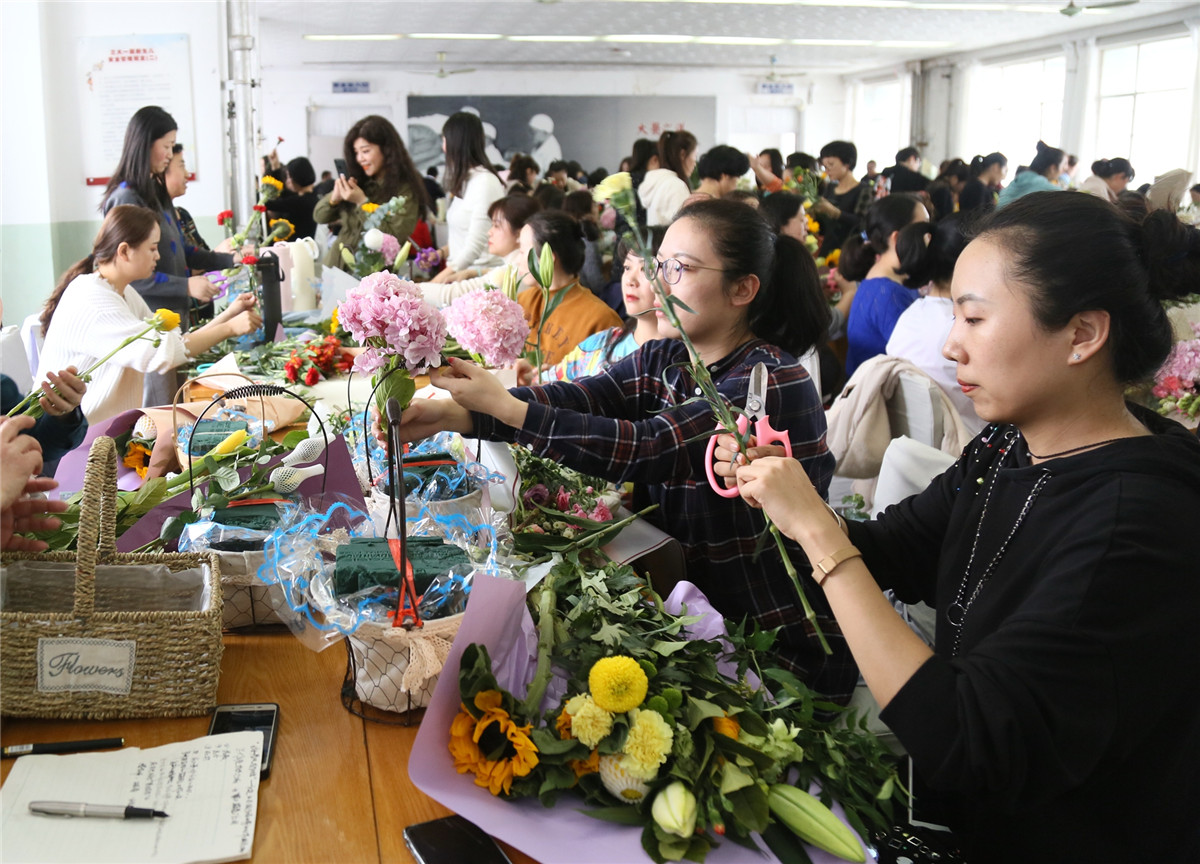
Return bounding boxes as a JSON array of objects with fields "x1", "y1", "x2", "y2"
[
  {"x1": 338, "y1": 195, "x2": 411, "y2": 278},
  {"x1": 443, "y1": 290, "x2": 530, "y2": 369},
  {"x1": 336, "y1": 271, "x2": 445, "y2": 414},
  {"x1": 283, "y1": 334, "x2": 354, "y2": 386},
  {"x1": 414, "y1": 245, "x2": 444, "y2": 278},
  {"x1": 508, "y1": 445, "x2": 624, "y2": 554},
  {"x1": 449, "y1": 552, "x2": 902, "y2": 863},
  {"x1": 6, "y1": 308, "x2": 181, "y2": 419},
  {"x1": 1151, "y1": 322, "x2": 1200, "y2": 421},
  {"x1": 223, "y1": 175, "x2": 285, "y2": 248}
]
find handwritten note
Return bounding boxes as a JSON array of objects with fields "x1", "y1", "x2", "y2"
[{"x1": 1, "y1": 732, "x2": 261, "y2": 864}]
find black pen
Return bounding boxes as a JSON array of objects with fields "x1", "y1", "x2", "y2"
[
  {"x1": 29, "y1": 801, "x2": 169, "y2": 819},
  {"x1": 2, "y1": 737, "x2": 125, "y2": 757}
]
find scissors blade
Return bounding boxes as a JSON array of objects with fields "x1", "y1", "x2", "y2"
[{"x1": 745, "y1": 363, "x2": 769, "y2": 421}]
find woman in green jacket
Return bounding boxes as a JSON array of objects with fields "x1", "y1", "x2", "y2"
[{"x1": 313, "y1": 114, "x2": 427, "y2": 270}]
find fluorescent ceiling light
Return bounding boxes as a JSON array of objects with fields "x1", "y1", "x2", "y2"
[
  {"x1": 792, "y1": 39, "x2": 873, "y2": 46},
  {"x1": 875, "y1": 40, "x2": 955, "y2": 47},
  {"x1": 303, "y1": 34, "x2": 401, "y2": 41},
  {"x1": 508, "y1": 35, "x2": 599, "y2": 42},
  {"x1": 695, "y1": 36, "x2": 785, "y2": 45},
  {"x1": 406, "y1": 33, "x2": 503, "y2": 40},
  {"x1": 602, "y1": 34, "x2": 696, "y2": 43},
  {"x1": 910, "y1": 2, "x2": 1009, "y2": 8}
]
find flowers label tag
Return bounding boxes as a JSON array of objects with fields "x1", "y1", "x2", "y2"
[{"x1": 36, "y1": 638, "x2": 136, "y2": 695}]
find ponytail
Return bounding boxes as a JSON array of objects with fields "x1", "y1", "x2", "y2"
[
  {"x1": 42, "y1": 255, "x2": 95, "y2": 336},
  {"x1": 969, "y1": 152, "x2": 1006, "y2": 178},
  {"x1": 838, "y1": 194, "x2": 929, "y2": 284},
  {"x1": 1029, "y1": 140, "x2": 1065, "y2": 177},
  {"x1": 658, "y1": 130, "x2": 698, "y2": 185},
  {"x1": 753, "y1": 234, "x2": 830, "y2": 357}
]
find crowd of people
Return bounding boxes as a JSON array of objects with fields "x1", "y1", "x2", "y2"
[{"x1": 3, "y1": 104, "x2": 1199, "y2": 862}]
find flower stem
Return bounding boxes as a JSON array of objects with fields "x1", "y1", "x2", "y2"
[{"x1": 521, "y1": 566, "x2": 559, "y2": 719}]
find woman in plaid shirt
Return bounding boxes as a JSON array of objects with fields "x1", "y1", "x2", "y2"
[{"x1": 401, "y1": 199, "x2": 856, "y2": 703}]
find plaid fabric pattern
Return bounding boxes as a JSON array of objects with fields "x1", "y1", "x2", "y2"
[{"x1": 474, "y1": 338, "x2": 859, "y2": 704}]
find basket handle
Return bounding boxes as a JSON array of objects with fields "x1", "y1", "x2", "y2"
[
  {"x1": 72, "y1": 436, "x2": 120, "y2": 618},
  {"x1": 170, "y1": 371, "x2": 260, "y2": 447}
]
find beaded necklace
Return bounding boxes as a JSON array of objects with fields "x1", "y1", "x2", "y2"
[{"x1": 947, "y1": 428, "x2": 1051, "y2": 656}]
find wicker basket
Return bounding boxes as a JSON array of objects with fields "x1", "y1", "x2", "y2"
[{"x1": 0, "y1": 437, "x2": 224, "y2": 719}]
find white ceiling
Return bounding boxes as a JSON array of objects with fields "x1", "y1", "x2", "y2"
[{"x1": 257, "y1": 0, "x2": 1196, "y2": 77}]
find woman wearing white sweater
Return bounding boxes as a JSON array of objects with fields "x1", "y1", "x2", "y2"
[
  {"x1": 431, "y1": 112, "x2": 506, "y2": 282},
  {"x1": 38, "y1": 206, "x2": 261, "y2": 424},
  {"x1": 422, "y1": 194, "x2": 541, "y2": 307},
  {"x1": 637, "y1": 129, "x2": 697, "y2": 227}
]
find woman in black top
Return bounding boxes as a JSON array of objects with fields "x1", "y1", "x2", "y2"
[
  {"x1": 958, "y1": 152, "x2": 1007, "y2": 215},
  {"x1": 811, "y1": 140, "x2": 868, "y2": 257},
  {"x1": 267, "y1": 157, "x2": 319, "y2": 239}
]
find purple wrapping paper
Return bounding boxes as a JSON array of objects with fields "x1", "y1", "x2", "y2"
[
  {"x1": 113, "y1": 433, "x2": 366, "y2": 552},
  {"x1": 408, "y1": 573, "x2": 868, "y2": 864},
  {"x1": 55, "y1": 409, "x2": 150, "y2": 494}
]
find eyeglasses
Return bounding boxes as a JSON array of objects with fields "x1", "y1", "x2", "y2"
[{"x1": 653, "y1": 257, "x2": 733, "y2": 285}]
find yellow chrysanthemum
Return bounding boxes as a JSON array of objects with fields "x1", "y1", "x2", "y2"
[
  {"x1": 329, "y1": 306, "x2": 340, "y2": 334},
  {"x1": 361, "y1": 202, "x2": 380, "y2": 214},
  {"x1": 151, "y1": 308, "x2": 181, "y2": 332},
  {"x1": 588, "y1": 656, "x2": 648, "y2": 713},
  {"x1": 261, "y1": 175, "x2": 284, "y2": 191},
  {"x1": 712, "y1": 715, "x2": 741, "y2": 740},
  {"x1": 620, "y1": 708, "x2": 673, "y2": 781},
  {"x1": 447, "y1": 691, "x2": 539, "y2": 797},
  {"x1": 591, "y1": 172, "x2": 632, "y2": 204},
  {"x1": 564, "y1": 693, "x2": 613, "y2": 748}
]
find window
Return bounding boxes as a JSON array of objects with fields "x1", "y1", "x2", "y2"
[
  {"x1": 852, "y1": 77, "x2": 911, "y2": 171},
  {"x1": 1096, "y1": 36, "x2": 1192, "y2": 179},
  {"x1": 965, "y1": 56, "x2": 1065, "y2": 169}
]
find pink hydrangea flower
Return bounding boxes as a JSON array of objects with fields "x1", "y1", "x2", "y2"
[
  {"x1": 337, "y1": 273, "x2": 445, "y2": 374},
  {"x1": 380, "y1": 233, "x2": 401, "y2": 267},
  {"x1": 443, "y1": 289, "x2": 531, "y2": 368}
]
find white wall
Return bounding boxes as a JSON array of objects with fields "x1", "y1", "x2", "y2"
[
  {"x1": 37, "y1": 0, "x2": 229, "y2": 222},
  {"x1": 260, "y1": 65, "x2": 848, "y2": 169}
]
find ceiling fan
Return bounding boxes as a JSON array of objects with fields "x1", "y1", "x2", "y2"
[
  {"x1": 1060, "y1": 0, "x2": 1138, "y2": 17},
  {"x1": 742, "y1": 55, "x2": 806, "y2": 83},
  {"x1": 410, "y1": 52, "x2": 475, "y2": 78}
]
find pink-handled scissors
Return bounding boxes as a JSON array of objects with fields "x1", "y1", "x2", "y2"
[{"x1": 704, "y1": 362, "x2": 792, "y2": 498}]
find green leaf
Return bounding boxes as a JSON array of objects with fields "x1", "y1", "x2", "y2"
[
  {"x1": 281, "y1": 428, "x2": 310, "y2": 450},
  {"x1": 159, "y1": 510, "x2": 200, "y2": 542},
  {"x1": 761, "y1": 821, "x2": 816, "y2": 864},
  {"x1": 685, "y1": 697, "x2": 726, "y2": 729}
]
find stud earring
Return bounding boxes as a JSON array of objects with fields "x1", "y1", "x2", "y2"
[{"x1": 1072, "y1": 353, "x2": 1081, "y2": 361}]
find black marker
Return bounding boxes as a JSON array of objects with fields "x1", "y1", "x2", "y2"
[
  {"x1": 2, "y1": 737, "x2": 124, "y2": 757},
  {"x1": 29, "y1": 802, "x2": 169, "y2": 819}
]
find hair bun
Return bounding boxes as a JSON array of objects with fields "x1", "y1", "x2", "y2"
[{"x1": 1139, "y1": 210, "x2": 1200, "y2": 304}]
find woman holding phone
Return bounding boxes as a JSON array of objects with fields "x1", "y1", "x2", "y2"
[
  {"x1": 313, "y1": 114, "x2": 427, "y2": 270},
  {"x1": 715, "y1": 192, "x2": 1200, "y2": 860}
]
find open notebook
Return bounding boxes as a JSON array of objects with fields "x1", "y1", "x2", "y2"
[{"x1": 1, "y1": 732, "x2": 261, "y2": 864}]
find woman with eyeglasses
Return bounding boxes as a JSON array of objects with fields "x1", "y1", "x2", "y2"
[{"x1": 395, "y1": 198, "x2": 856, "y2": 703}]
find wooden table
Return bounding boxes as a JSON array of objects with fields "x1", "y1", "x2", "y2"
[{"x1": 1, "y1": 631, "x2": 535, "y2": 864}]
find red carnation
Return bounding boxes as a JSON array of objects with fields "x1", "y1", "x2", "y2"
[
  {"x1": 242, "y1": 254, "x2": 258, "y2": 266},
  {"x1": 253, "y1": 204, "x2": 267, "y2": 213},
  {"x1": 304, "y1": 366, "x2": 320, "y2": 386},
  {"x1": 217, "y1": 209, "x2": 234, "y2": 226}
]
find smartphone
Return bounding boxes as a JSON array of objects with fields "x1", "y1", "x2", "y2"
[
  {"x1": 333, "y1": 157, "x2": 349, "y2": 178},
  {"x1": 403, "y1": 815, "x2": 511, "y2": 864},
  {"x1": 207, "y1": 703, "x2": 279, "y2": 779}
]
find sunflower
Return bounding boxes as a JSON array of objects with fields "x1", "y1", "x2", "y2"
[
  {"x1": 712, "y1": 715, "x2": 741, "y2": 740},
  {"x1": 122, "y1": 441, "x2": 153, "y2": 478},
  {"x1": 588, "y1": 656, "x2": 648, "y2": 713},
  {"x1": 448, "y1": 690, "x2": 538, "y2": 796}
]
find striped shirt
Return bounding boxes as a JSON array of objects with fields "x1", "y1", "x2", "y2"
[{"x1": 474, "y1": 337, "x2": 858, "y2": 703}]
